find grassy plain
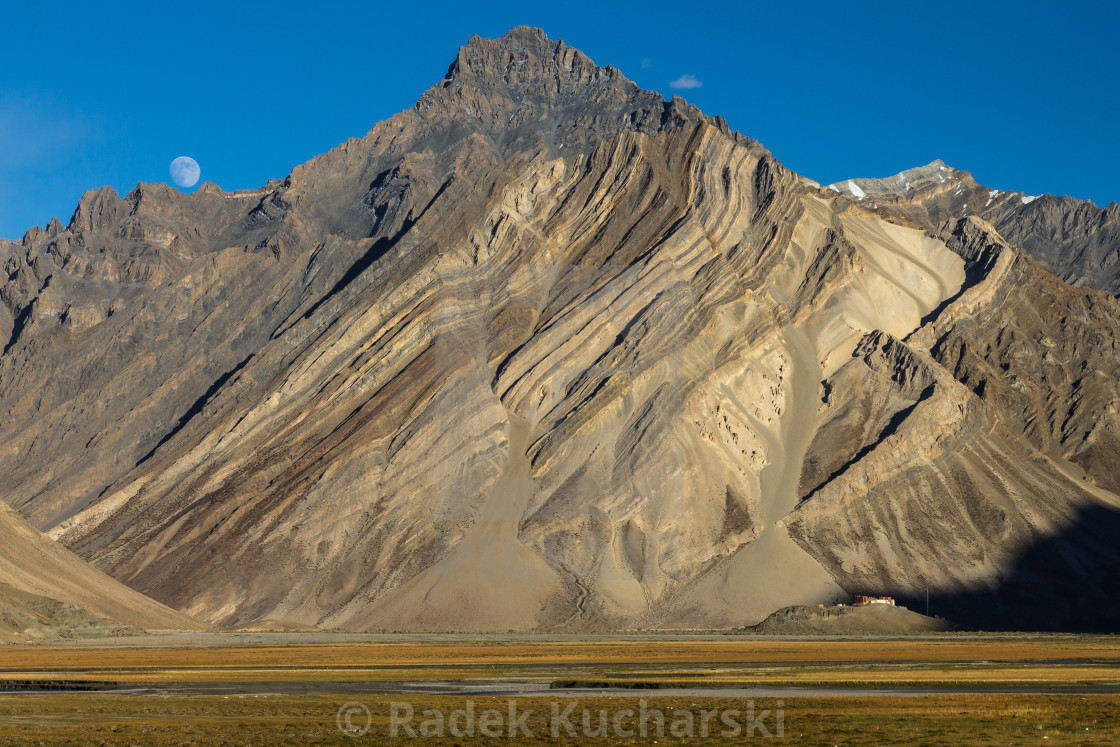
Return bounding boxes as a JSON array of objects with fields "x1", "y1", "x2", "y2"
[
  {"x1": 0, "y1": 693, "x2": 1117, "y2": 745},
  {"x1": 0, "y1": 635, "x2": 1117, "y2": 744},
  {"x1": 2, "y1": 635, "x2": 1119, "y2": 675}
]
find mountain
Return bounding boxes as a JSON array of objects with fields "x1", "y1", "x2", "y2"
[
  {"x1": 0, "y1": 500, "x2": 205, "y2": 640},
  {"x1": 829, "y1": 161, "x2": 1120, "y2": 295},
  {"x1": 1, "y1": 27, "x2": 1118, "y2": 631}
]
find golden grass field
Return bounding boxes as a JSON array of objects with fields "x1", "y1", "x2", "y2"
[
  {"x1": 2, "y1": 636, "x2": 1118, "y2": 673},
  {"x1": 0, "y1": 693, "x2": 1117, "y2": 745},
  {"x1": 0, "y1": 635, "x2": 1118, "y2": 744}
]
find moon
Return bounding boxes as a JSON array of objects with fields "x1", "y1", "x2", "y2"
[{"x1": 169, "y1": 156, "x2": 201, "y2": 188}]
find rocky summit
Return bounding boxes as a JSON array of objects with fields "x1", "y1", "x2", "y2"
[{"x1": 1, "y1": 27, "x2": 1118, "y2": 633}]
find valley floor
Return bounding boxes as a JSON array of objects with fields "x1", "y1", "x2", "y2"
[{"x1": 1, "y1": 633, "x2": 1118, "y2": 744}]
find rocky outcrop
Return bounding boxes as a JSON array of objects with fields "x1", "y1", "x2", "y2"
[
  {"x1": 1, "y1": 28, "x2": 1117, "y2": 631},
  {"x1": 749, "y1": 603, "x2": 951, "y2": 635}
]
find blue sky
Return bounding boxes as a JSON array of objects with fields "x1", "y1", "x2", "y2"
[{"x1": 2, "y1": 0, "x2": 1118, "y2": 239}]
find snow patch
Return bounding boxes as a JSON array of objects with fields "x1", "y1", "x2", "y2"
[
  {"x1": 1021, "y1": 195, "x2": 1038, "y2": 205},
  {"x1": 986, "y1": 189, "x2": 1000, "y2": 207},
  {"x1": 847, "y1": 180, "x2": 867, "y2": 199}
]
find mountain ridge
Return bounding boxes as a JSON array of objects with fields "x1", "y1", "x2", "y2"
[
  {"x1": 1, "y1": 27, "x2": 1118, "y2": 632},
  {"x1": 829, "y1": 161, "x2": 1120, "y2": 295}
]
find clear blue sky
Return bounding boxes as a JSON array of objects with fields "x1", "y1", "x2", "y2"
[{"x1": 2, "y1": 0, "x2": 1118, "y2": 239}]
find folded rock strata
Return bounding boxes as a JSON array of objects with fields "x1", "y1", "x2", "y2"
[{"x1": 0, "y1": 28, "x2": 1117, "y2": 631}]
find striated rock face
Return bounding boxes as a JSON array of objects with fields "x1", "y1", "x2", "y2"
[
  {"x1": 2, "y1": 28, "x2": 1118, "y2": 631},
  {"x1": 830, "y1": 162, "x2": 1120, "y2": 295},
  {"x1": 787, "y1": 217, "x2": 1120, "y2": 630}
]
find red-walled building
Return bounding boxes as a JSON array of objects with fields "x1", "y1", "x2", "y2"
[{"x1": 853, "y1": 595, "x2": 896, "y2": 606}]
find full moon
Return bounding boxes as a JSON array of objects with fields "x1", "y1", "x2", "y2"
[{"x1": 169, "y1": 156, "x2": 201, "y2": 188}]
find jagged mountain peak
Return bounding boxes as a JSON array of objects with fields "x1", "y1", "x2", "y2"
[
  {"x1": 408, "y1": 27, "x2": 744, "y2": 158},
  {"x1": 446, "y1": 26, "x2": 626, "y2": 93},
  {"x1": 419, "y1": 25, "x2": 649, "y2": 120}
]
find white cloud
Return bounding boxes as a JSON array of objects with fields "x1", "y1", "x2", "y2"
[
  {"x1": 641, "y1": 58, "x2": 653, "y2": 69},
  {"x1": 669, "y1": 74, "x2": 702, "y2": 90}
]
